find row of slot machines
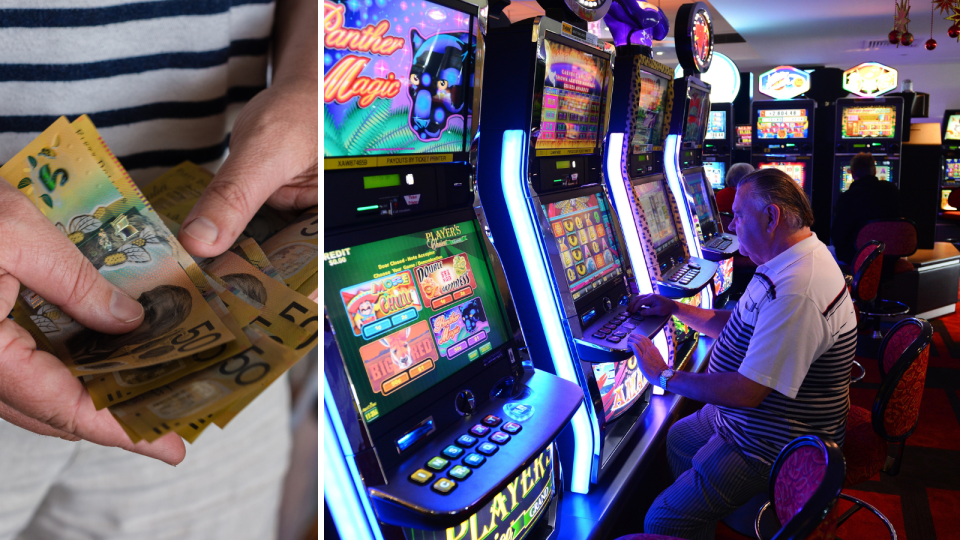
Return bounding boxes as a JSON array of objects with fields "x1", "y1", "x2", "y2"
[
  {"x1": 937, "y1": 111, "x2": 960, "y2": 210},
  {"x1": 322, "y1": 2, "x2": 739, "y2": 538}
]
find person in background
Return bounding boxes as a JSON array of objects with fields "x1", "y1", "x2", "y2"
[
  {"x1": 831, "y1": 152, "x2": 901, "y2": 264},
  {"x1": 714, "y1": 162, "x2": 755, "y2": 214}
]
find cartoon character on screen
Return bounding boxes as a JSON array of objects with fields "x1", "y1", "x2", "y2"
[
  {"x1": 345, "y1": 289, "x2": 380, "y2": 333},
  {"x1": 380, "y1": 327, "x2": 415, "y2": 371},
  {"x1": 461, "y1": 298, "x2": 487, "y2": 333},
  {"x1": 408, "y1": 29, "x2": 472, "y2": 140}
]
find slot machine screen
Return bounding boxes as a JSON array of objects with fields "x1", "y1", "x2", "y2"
[
  {"x1": 756, "y1": 109, "x2": 809, "y2": 139},
  {"x1": 683, "y1": 171, "x2": 716, "y2": 229},
  {"x1": 324, "y1": 219, "x2": 512, "y2": 425},
  {"x1": 673, "y1": 291, "x2": 702, "y2": 345},
  {"x1": 705, "y1": 111, "x2": 726, "y2": 140},
  {"x1": 946, "y1": 115, "x2": 960, "y2": 141},
  {"x1": 630, "y1": 69, "x2": 670, "y2": 151},
  {"x1": 736, "y1": 125, "x2": 752, "y2": 147},
  {"x1": 682, "y1": 86, "x2": 710, "y2": 144},
  {"x1": 714, "y1": 257, "x2": 733, "y2": 296},
  {"x1": 841, "y1": 106, "x2": 896, "y2": 138},
  {"x1": 947, "y1": 158, "x2": 960, "y2": 181},
  {"x1": 758, "y1": 161, "x2": 806, "y2": 189},
  {"x1": 322, "y1": 1, "x2": 476, "y2": 158},
  {"x1": 592, "y1": 359, "x2": 646, "y2": 423},
  {"x1": 702, "y1": 161, "x2": 726, "y2": 190},
  {"x1": 536, "y1": 40, "x2": 608, "y2": 151},
  {"x1": 840, "y1": 164, "x2": 893, "y2": 192},
  {"x1": 632, "y1": 178, "x2": 681, "y2": 256},
  {"x1": 542, "y1": 193, "x2": 624, "y2": 302},
  {"x1": 943, "y1": 189, "x2": 957, "y2": 211}
]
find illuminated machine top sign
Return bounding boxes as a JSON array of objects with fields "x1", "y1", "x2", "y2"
[
  {"x1": 675, "y1": 51, "x2": 741, "y2": 103},
  {"x1": 675, "y1": 2, "x2": 714, "y2": 75},
  {"x1": 843, "y1": 62, "x2": 898, "y2": 98},
  {"x1": 758, "y1": 66, "x2": 810, "y2": 100}
]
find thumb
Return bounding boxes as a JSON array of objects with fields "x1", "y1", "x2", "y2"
[{"x1": 0, "y1": 180, "x2": 144, "y2": 334}]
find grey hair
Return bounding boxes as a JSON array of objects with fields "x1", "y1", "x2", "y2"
[
  {"x1": 738, "y1": 168, "x2": 814, "y2": 231},
  {"x1": 725, "y1": 162, "x2": 755, "y2": 189}
]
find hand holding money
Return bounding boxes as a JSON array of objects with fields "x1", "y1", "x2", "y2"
[{"x1": 0, "y1": 178, "x2": 185, "y2": 465}]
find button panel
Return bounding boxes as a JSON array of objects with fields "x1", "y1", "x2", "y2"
[
  {"x1": 463, "y1": 453, "x2": 486, "y2": 468},
  {"x1": 469, "y1": 424, "x2": 491, "y2": 437},
  {"x1": 432, "y1": 477, "x2": 457, "y2": 494},
  {"x1": 456, "y1": 434, "x2": 478, "y2": 448},
  {"x1": 477, "y1": 442, "x2": 499, "y2": 456},
  {"x1": 410, "y1": 469, "x2": 434, "y2": 484},
  {"x1": 490, "y1": 432, "x2": 511, "y2": 445},
  {"x1": 502, "y1": 422, "x2": 522, "y2": 434},
  {"x1": 427, "y1": 456, "x2": 449, "y2": 471},
  {"x1": 449, "y1": 465, "x2": 472, "y2": 480},
  {"x1": 442, "y1": 445, "x2": 464, "y2": 459},
  {"x1": 481, "y1": 415, "x2": 502, "y2": 427}
]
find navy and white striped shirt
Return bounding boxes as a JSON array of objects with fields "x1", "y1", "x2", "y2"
[
  {"x1": 0, "y1": 0, "x2": 275, "y2": 185},
  {"x1": 710, "y1": 235, "x2": 857, "y2": 464}
]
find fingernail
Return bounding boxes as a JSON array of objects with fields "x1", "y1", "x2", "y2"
[
  {"x1": 110, "y1": 290, "x2": 144, "y2": 323},
  {"x1": 183, "y1": 216, "x2": 219, "y2": 246}
]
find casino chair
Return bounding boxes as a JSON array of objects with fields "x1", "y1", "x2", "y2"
[
  {"x1": 613, "y1": 436, "x2": 845, "y2": 540},
  {"x1": 839, "y1": 317, "x2": 933, "y2": 538},
  {"x1": 854, "y1": 219, "x2": 918, "y2": 339},
  {"x1": 848, "y1": 240, "x2": 885, "y2": 351}
]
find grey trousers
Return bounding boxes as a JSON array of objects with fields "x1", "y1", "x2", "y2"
[
  {"x1": 644, "y1": 404, "x2": 772, "y2": 540},
  {"x1": 0, "y1": 376, "x2": 291, "y2": 540}
]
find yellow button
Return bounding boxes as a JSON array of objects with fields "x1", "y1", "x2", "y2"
[
  {"x1": 432, "y1": 477, "x2": 457, "y2": 494},
  {"x1": 409, "y1": 469, "x2": 433, "y2": 485}
]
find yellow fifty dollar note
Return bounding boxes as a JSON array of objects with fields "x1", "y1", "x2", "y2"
[{"x1": 261, "y1": 210, "x2": 319, "y2": 291}]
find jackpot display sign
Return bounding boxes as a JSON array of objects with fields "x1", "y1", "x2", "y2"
[
  {"x1": 758, "y1": 66, "x2": 810, "y2": 100},
  {"x1": 946, "y1": 115, "x2": 960, "y2": 141},
  {"x1": 592, "y1": 358, "x2": 647, "y2": 423},
  {"x1": 758, "y1": 162, "x2": 806, "y2": 188},
  {"x1": 633, "y1": 180, "x2": 681, "y2": 255},
  {"x1": 542, "y1": 194, "x2": 623, "y2": 302},
  {"x1": 325, "y1": 220, "x2": 511, "y2": 424},
  {"x1": 322, "y1": 0, "x2": 475, "y2": 162},
  {"x1": 537, "y1": 40, "x2": 607, "y2": 151},
  {"x1": 705, "y1": 110, "x2": 726, "y2": 140},
  {"x1": 756, "y1": 109, "x2": 809, "y2": 139},
  {"x1": 736, "y1": 125, "x2": 752, "y2": 147},
  {"x1": 631, "y1": 70, "x2": 669, "y2": 151},
  {"x1": 841, "y1": 106, "x2": 896, "y2": 139},
  {"x1": 842, "y1": 62, "x2": 897, "y2": 98}
]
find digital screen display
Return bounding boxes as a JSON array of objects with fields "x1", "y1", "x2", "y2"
[
  {"x1": 736, "y1": 125, "x2": 752, "y2": 147},
  {"x1": 682, "y1": 87, "x2": 710, "y2": 144},
  {"x1": 841, "y1": 106, "x2": 896, "y2": 139},
  {"x1": 683, "y1": 171, "x2": 715, "y2": 228},
  {"x1": 946, "y1": 115, "x2": 960, "y2": 141},
  {"x1": 942, "y1": 190, "x2": 956, "y2": 211},
  {"x1": 758, "y1": 162, "x2": 806, "y2": 189},
  {"x1": 673, "y1": 292, "x2": 701, "y2": 345},
  {"x1": 705, "y1": 111, "x2": 726, "y2": 140},
  {"x1": 364, "y1": 174, "x2": 401, "y2": 189},
  {"x1": 543, "y1": 194, "x2": 624, "y2": 302},
  {"x1": 323, "y1": 220, "x2": 510, "y2": 425},
  {"x1": 702, "y1": 161, "x2": 726, "y2": 190},
  {"x1": 947, "y1": 158, "x2": 960, "y2": 180},
  {"x1": 630, "y1": 70, "x2": 669, "y2": 150},
  {"x1": 633, "y1": 180, "x2": 681, "y2": 255},
  {"x1": 537, "y1": 40, "x2": 606, "y2": 151},
  {"x1": 713, "y1": 257, "x2": 733, "y2": 296},
  {"x1": 323, "y1": 1, "x2": 474, "y2": 158},
  {"x1": 841, "y1": 165, "x2": 893, "y2": 192},
  {"x1": 756, "y1": 109, "x2": 809, "y2": 139},
  {"x1": 592, "y1": 358, "x2": 647, "y2": 423}
]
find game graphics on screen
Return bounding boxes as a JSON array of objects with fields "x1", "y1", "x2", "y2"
[
  {"x1": 759, "y1": 162, "x2": 805, "y2": 187},
  {"x1": 543, "y1": 195, "x2": 623, "y2": 301},
  {"x1": 705, "y1": 111, "x2": 726, "y2": 140},
  {"x1": 592, "y1": 358, "x2": 646, "y2": 423},
  {"x1": 682, "y1": 89, "x2": 708, "y2": 143},
  {"x1": 323, "y1": 0, "x2": 475, "y2": 156},
  {"x1": 841, "y1": 106, "x2": 895, "y2": 139},
  {"x1": 537, "y1": 41, "x2": 605, "y2": 150},
  {"x1": 631, "y1": 71, "x2": 667, "y2": 151},
  {"x1": 946, "y1": 115, "x2": 960, "y2": 141},
  {"x1": 757, "y1": 109, "x2": 809, "y2": 139},
  {"x1": 703, "y1": 162, "x2": 725, "y2": 189},
  {"x1": 633, "y1": 181, "x2": 679, "y2": 253}
]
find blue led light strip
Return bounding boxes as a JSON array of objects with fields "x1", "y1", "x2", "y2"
[
  {"x1": 501, "y1": 130, "x2": 595, "y2": 494},
  {"x1": 324, "y1": 378, "x2": 384, "y2": 540},
  {"x1": 664, "y1": 134, "x2": 712, "y2": 310}
]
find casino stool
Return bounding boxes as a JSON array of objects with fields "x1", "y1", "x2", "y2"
[
  {"x1": 854, "y1": 220, "x2": 918, "y2": 339},
  {"x1": 839, "y1": 317, "x2": 932, "y2": 537},
  {"x1": 849, "y1": 240, "x2": 885, "y2": 340},
  {"x1": 614, "y1": 436, "x2": 845, "y2": 540},
  {"x1": 939, "y1": 189, "x2": 960, "y2": 221}
]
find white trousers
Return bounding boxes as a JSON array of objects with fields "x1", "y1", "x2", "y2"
[{"x1": 0, "y1": 377, "x2": 291, "y2": 540}]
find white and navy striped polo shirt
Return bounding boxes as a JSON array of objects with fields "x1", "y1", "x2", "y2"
[
  {"x1": 0, "y1": 0, "x2": 275, "y2": 186},
  {"x1": 711, "y1": 234, "x2": 857, "y2": 464}
]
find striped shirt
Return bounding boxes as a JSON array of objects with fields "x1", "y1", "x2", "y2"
[
  {"x1": 0, "y1": 0, "x2": 276, "y2": 186},
  {"x1": 710, "y1": 235, "x2": 857, "y2": 464}
]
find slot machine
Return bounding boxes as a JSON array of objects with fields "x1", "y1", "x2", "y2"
[
  {"x1": 939, "y1": 109, "x2": 960, "y2": 211},
  {"x1": 664, "y1": 2, "x2": 735, "y2": 306},
  {"x1": 703, "y1": 102, "x2": 735, "y2": 188},
  {"x1": 474, "y1": 3, "x2": 674, "y2": 493},
  {"x1": 322, "y1": 2, "x2": 583, "y2": 538},
  {"x1": 831, "y1": 96, "x2": 904, "y2": 214}
]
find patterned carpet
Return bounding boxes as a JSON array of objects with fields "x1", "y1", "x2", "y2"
[{"x1": 714, "y1": 304, "x2": 960, "y2": 540}]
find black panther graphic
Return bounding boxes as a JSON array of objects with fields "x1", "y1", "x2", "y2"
[
  {"x1": 407, "y1": 28, "x2": 472, "y2": 140},
  {"x1": 461, "y1": 298, "x2": 487, "y2": 333}
]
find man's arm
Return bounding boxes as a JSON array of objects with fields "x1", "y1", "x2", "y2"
[{"x1": 628, "y1": 294, "x2": 731, "y2": 338}]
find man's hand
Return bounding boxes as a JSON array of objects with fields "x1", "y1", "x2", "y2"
[
  {"x1": 0, "y1": 181, "x2": 185, "y2": 465},
  {"x1": 626, "y1": 333, "x2": 669, "y2": 386},
  {"x1": 628, "y1": 293, "x2": 677, "y2": 318}
]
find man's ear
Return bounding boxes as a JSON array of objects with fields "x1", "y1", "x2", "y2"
[{"x1": 765, "y1": 204, "x2": 781, "y2": 233}]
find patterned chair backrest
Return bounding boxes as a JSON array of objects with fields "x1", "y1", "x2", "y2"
[
  {"x1": 851, "y1": 241, "x2": 884, "y2": 304},
  {"x1": 770, "y1": 436, "x2": 845, "y2": 540},
  {"x1": 949, "y1": 189, "x2": 960, "y2": 210},
  {"x1": 874, "y1": 318, "x2": 933, "y2": 441},
  {"x1": 855, "y1": 220, "x2": 917, "y2": 259}
]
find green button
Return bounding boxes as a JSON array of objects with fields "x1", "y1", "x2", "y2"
[
  {"x1": 409, "y1": 469, "x2": 434, "y2": 484},
  {"x1": 479, "y1": 343, "x2": 492, "y2": 354},
  {"x1": 449, "y1": 465, "x2": 472, "y2": 480},
  {"x1": 468, "y1": 350, "x2": 479, "y2": 361},
  {"x1": 427, "y1": 456, "x2": 449, "y2": 471}
]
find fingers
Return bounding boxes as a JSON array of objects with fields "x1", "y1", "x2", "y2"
[
  {"x1": 0, "y1": 271, "x2": 19, "y2": 318},
  {"x1": 0, "y1": 319, "x2": 185, "y2": 464},
  {"x1": 0, "y1": 181, "x2": 144, "y2": 334}
]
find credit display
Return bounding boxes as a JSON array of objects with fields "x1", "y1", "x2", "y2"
[
  {"x1": 537, "y1": 40, "x2": 606, "y2": 151},
  {"x1": 592, "y1": 357, "x2": 646, "y2": 423},
  {"x1": 543, "y1": 194, "x2": 624, "y2": 301},
  {"x1": 324, "y1": 220, "x2": 511, "y2": 424},
  {"x1": 633, "y1": 180, "x2": 681, "y2": 255},
  {"x1": 756, "y1": 109, "x2": 809, "y2": 139},
  {"x1": 705, "y1": 110, "x2": 726, "y2": 140},
  {"x1": 758, "y1": 161, "x2": 806, "y2": 189},
  {"x1": 841, "y1": 106, "x2": 896, "y2": 139},
  {"x1": 702, "y1": 161, "x2": 726, "y2": 190},
  {"x1": 631, "y1": 70, "x2": 669, "y2": 150}
]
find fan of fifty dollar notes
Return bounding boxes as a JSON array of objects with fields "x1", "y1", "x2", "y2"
[{"x1": 3, "y1": 116, "x2": 318, "y2": 444}]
